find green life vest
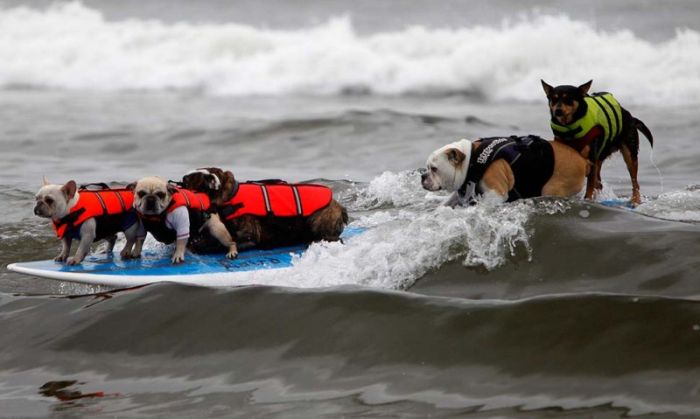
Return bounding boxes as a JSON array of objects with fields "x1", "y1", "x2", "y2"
[{"x1": 550, "y1": 93, "x2": 623, "y2": 159}]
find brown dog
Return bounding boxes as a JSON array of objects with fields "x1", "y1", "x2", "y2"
[
  {"x1": 542, "y1": 80, "x2": 653, "y2": 204},
  {"x1": 181, "y1": 168, "x2": 348, "y2": 256},
  {"x1": 421, "y1": 135, "x2": 587, "y2": 205}
]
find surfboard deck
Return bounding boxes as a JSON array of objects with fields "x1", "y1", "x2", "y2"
[
  {"x1": 8, "y1": 227, "x2": 364, "y2": 287},
  {"x1": 599, "y1": 199, "x2": 636, "y2": 209}
]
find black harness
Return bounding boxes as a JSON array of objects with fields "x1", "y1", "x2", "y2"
[{"x1": 458, "y1": 135, "x2": 555, "y2": 203}]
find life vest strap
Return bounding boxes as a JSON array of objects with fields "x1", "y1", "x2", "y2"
[
  {"x1": 220, "y1": 202, "x2": 245, "y2": 219},
  {"x1": 181, "y1": 191, "x2": 192, "y2": 208},
  {"x1": 54, "y1": 207, "x2": 86, "y2": 238}
]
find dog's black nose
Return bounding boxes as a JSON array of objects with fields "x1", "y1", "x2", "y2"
[
  {"x1": 33, "y1": 206, "x2": 40, "y2": 215},
  {"x1": 145, "y1": 196, "x2": 156, "y2": 210},
  {"x1": 554, "y1": 108, "x2": 564, "y2": 117}
]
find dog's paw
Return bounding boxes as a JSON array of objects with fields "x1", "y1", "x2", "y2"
[
  {"x1": 66, "y1": 257, "x2": 83, "y2": 266},
  {"x1": 171, "y1": 253, "x2": 185, "y2": 264},
  {"x1": 120, "y1": 249, "x2": 142, "y2": 259},
  {"x1": 226, "y1": 249, "x2": 238, "y2": 259},
  {"x1": 630, "y1": 192, "x2": 642, "y2": 207},
  {"x1": 54, "y1": 254, "x2": 68, "y2": 263}
]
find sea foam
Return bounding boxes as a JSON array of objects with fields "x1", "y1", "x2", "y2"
[
  {"x1": 209, "y1": 171, "x2": 542, "y2": 290},
  {"x1": 0, "y1": 2, "x2": 699, "y2": 104}
]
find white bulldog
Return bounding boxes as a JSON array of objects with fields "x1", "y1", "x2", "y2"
[{"x1": 422, "y1": 136, "x2": 588, "y2": 206}]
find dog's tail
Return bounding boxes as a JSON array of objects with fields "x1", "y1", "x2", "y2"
[{"x1": 635, "y1": 118, "x2": 654, "y2": 148}]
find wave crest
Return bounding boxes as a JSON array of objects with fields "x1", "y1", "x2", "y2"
[{"x1": 1, "y1": 3, "x2": 698, "y2": 104}]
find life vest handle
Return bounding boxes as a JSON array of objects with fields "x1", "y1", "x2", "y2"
[
  {"x1": 249, "y1": 179, "x2": 287, "y2": 185},
  {"x1": 79, "y1": 182, "x2": 111, "y2": 190}
]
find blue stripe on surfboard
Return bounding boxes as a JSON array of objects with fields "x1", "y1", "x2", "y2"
[
  {"x1": 599, "y1": 199, "x2": 636, "y2": 209},
  {"x1": 10, "y1": 226, "x2": 364, "y2": 277}
]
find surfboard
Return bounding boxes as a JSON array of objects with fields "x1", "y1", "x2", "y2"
[
  {"x1": 599, "y1": 199, "x2": 636, "y2": 209},
  {"x1": 8, "y1": 227, "x2": 364, "y2": 288}
]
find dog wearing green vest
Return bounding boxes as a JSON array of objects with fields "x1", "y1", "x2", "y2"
[{"x1": 541, "y1": 80, "x2": 653, "y2": 205}]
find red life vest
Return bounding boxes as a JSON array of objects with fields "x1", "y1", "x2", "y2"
[
  {"x1": 220, "y1": 182, "x2": 333, "y2": 221},
  {"x1": 167, "y1": 188, "x2": 210, "y2": 213},
  {"x1": 53, "y1": 188, "x2": 135, "y2": 239},
  {"x1": 138, "y1": 188, "x2": 211, "y2": 220}
]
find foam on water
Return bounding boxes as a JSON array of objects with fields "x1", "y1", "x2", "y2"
[
  {"x1": 9, "y1": 170, "x2": 698, "y2": 293},
  {"x1": 1, "y1": 3, "x2": 699, "y2": 104},
  {"x1": 635, "y1": 186, "x2": 700, "y2": 222},
  {"x1": 213, "y1": 171, "x2": 548, "y2": 290}
]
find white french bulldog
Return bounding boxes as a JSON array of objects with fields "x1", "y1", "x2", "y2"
[{"x1": 34, "y1": 178, "x2": 143, "y2": 265}]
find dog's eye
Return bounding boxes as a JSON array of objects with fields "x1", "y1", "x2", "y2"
[
  {"x1": 156, "y1": 192, "x2": 166, "y2": 199},
  {"x1": 430, "y1": 166, "x2": 437, "y2": 172},
  {"x1": 45, "y1": 197, "x2": 53, "y2": 205},
  {"x1": 137, "y1": 191, "x2": 146, "y2": 198}
]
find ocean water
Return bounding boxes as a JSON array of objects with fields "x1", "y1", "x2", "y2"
[{"x1": 1, "y1": 1, "x2": 700, "y2": 417}]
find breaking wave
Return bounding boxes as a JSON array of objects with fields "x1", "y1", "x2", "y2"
[{"x1": 1, "y1": 2, "x2": 699, "y2": 104}]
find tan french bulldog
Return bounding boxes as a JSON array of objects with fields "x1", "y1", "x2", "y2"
[{"x1": 131, "y1": 176, "x2": 236, "y2": 263}]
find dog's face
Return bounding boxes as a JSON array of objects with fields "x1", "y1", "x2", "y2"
[
  {"x1": 131, "y1": 176, "x2": 176, "y2": 215},
  {"x1": 542, "y1": 80, "x2": 592, "y2": 125},
  {"x1": 181, "y1": 167, "x2": 237, "y2": 204},
  {"x1": 34, "y1": 178, "x2": 77, "y2": 219},
  {"x1": 421, "y1": 139, "x2": 471, "y2": 192}
]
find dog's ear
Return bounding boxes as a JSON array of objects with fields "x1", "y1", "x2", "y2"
[
  {"x1": 446, "y1": 148, "x2": 466, "y2": 166},
  {"x1": 167, "y1": 184, "x2": 179, "y2": 196},
  {"x1": 42, "y1": 176, "x2": 50, "y2": 186},
  {"x1": 541, "y1": 80, "x2": 553, "y2": 97},
  {"x1": 181, "y1": 173, "x2": 196, "y2": 189},
  {"x1": 125, "y1": 182, "x2": 136, "y2": 191},
  {"x1": 578, "y1": 80, "x2": 592, "y2": 96},
  {"x1": 61, "y1": 180, "x2": 77, "y2": 200},
  {"x1": 219, "y1": 170, "x2": 236, "y2": 202},
  {"x1": 223, "y1": 170, "x2": 236, "y2": 184}
]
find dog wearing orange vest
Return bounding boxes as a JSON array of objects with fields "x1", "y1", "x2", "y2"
[
  {"x1": 181, "y1": 167, "x2": 348, "y2": 255},
  {"x1": 34, "y1": 178, "x2": 143, "y2": 265},
  {"x1": 130, "y1": 176, "x2": 238, "y2": 263}
]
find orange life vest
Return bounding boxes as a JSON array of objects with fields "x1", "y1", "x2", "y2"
[
  {"x1": 167, "y1": 188, "x2": 210, "y2": 213},
  {"x1": 219, "y1": 182, "x2": 333, "y2": 221},
  {"x1": 53, "y1": 188, "x2": 135, "y2": 239}
]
